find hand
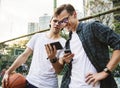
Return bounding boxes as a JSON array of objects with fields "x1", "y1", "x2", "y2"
[
  {"x1": 62, "y1": 53, "x2": 74, "y2": 64},
  {"x1": 45, "y1": 44, "x2": 57, "y2": 59},
  {"x1": 85, "y1": 71, "x2": 109, "y2": 87},
  {"x1": 2, "y1": 71, "x2": 16, "y2": 88},
  {"x1": 2, "y1": 71, "x2": 9, "y2": 88}
]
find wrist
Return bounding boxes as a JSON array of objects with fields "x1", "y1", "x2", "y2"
[
  {"x1": 49, "y1": 57, "x2": 58, "y2": 63},
  {"x1": 103, "y1": 67, "x2": 111, "y2": 75}
]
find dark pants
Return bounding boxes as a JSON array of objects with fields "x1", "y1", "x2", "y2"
[{"x1": 26, "y1": 80, "x2": 38, "y2": 88}]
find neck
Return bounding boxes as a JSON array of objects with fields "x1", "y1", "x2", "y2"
[
  {"x1": 46, "y1": 30, "x2": 61, "y2": 40},
  {"x1": 72, "y1": 20, "x2": 79, "y2": 32}
]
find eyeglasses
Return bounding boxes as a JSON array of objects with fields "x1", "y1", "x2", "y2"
[
  {"x1": 53, "y1": 16, "x2": 69, "y2": 25},
  {"x1": 58, "y1": 17, "x2": 69, "y2": 25}
]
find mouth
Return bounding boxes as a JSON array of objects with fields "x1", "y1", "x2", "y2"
[{"x1": 54, "y1": 26, "x2": 60, "y2": 29}]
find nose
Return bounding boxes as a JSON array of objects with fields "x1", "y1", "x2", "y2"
[{"x1": 55, "y1": 21, "x2": 59, "y2": 25}]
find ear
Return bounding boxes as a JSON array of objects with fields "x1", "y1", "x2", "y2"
[{"x1": 73, "y1": 11, "x2": 77, "y2": 18}]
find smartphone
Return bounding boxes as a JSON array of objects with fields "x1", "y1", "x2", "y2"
[
  {"x1": 64, "y1": 49, "x2": 73, "y2": 62},
  {"x1": 64, "y1": 49, "x2": 71, "y2": 53},
  {"x1": 50, "y1": 41, "x2": 63, "y2": 50}
]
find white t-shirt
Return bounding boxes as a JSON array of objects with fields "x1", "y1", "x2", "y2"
[
  {"x1": 69, "y1": 32, "x2": 100, "y2": 88},
  {"x1": 26, "y1": 32, "x2": 66, "y2": 88}
]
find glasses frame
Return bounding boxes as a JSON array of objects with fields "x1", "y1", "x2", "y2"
[
  {"x1": 52, "y1": 16, "x2": 70, "y2": 25},
  {"x1": 58, "y1": 16, "x2": 69, "y2": 25}
]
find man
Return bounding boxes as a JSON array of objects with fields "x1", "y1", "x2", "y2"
[
  {"x1": 2, "y1": 15, "x2": 67, "y2": 88},
  {"x1": 54, "y1": 4, "x2": 120, "y2": 88}
]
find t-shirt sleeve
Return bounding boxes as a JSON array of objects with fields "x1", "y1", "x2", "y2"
[{"x1": 26, "y1": 34, "x2": 38, "y2": 50}]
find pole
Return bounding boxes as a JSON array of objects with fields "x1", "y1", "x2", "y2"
[{"x1": 54, "y1": 0, "x2": 57, "y2": 12}]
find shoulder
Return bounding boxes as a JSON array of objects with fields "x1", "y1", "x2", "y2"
[
  {"x1": 85, "y1": 20, "x2": 101, "y2": 26},
  {"x1": 32, "y1": 32, "x2": 45, "y2": 38},
  {"x1": 88, "y1": 20, "x2": 108, "y2": 28},
  {"x1": 86, "y1": 21, "x2": 111, "y2": 32},
  {"x1": 77, "y1": 21, "x2": 100, "y2": 29}
]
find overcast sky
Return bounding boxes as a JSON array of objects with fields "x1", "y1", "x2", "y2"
[{"x1": 0, "y1": 0, "x2": 83, "y2": 42}]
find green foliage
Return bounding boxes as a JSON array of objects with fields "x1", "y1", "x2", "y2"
[
  {"x1": 114, "y1": 22, "x2": 120, "y2": 34},
  {"x1": 60, "y1": 29, "x2": 69, "y2": 40},
  {"x1": 113, "y1": 65, "x2": 120, "y2": 77},
  {"x1": 0, "y1": 39, "x2": 29, "y2": 70},
  {"x1": 0, "y1": 43, "x2": 8, "y2": 50}
]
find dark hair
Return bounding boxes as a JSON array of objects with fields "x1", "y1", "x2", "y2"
[{"x1": 54, "y1": 4, "x2": 75, "y2": 17}]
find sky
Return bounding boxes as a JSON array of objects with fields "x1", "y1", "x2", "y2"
[{"x1": 0, "y1": 0, "x2": 84, "y2": 42}]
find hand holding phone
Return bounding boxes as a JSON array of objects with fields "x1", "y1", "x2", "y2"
[{"x1": 64, "y1": 49, "x2": 73, "y2": 63}]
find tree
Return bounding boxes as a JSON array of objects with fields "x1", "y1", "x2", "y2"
[{"x1": 84, "y1": 0, "x2": 113, "y2": 27}]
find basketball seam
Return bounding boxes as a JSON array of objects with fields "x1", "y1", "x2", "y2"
[{"x1": 9, "y1": 75, "x2": 21, "y2": 88}]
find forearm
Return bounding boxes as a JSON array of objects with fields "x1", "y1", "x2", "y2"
[
  {"x1": 6, "y1": 53, "x2": 28, "y2": 74},
  {"x1": 51, "y1": 58, "x2": 64, "y2": 74},
  {"x1": 106, "y1": 50, "x2": 120, "y2": 71}
]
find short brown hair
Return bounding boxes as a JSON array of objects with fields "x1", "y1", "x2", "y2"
[{"x1": 54, "y1": 4, "x2": 75, "y2": 17}]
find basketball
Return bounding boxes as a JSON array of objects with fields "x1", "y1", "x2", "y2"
[{"x1": 7, "y1": 73, "x2": 26, "y2": 88}]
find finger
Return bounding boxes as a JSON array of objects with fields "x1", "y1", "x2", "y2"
[
  {"x1": 2, "y1": 78, "x2": 8, "y2": 88},
  {"x1": 85, "y1": 73, "x2": 93, "y2": 78},
  {"x1": 45, "y1": 44, "x2": 51, "y2": 54},
  {"x1": 64, "y1": 53, "x2": 70, "y2": 57},
  {"x1": 2, "y1": 76, "x2": 6, "y2": 88},
  {"x1": 53, "y1": 45, "x2": 57, "y2": 53},
  {"x1": 2, "y1": 80, "x2": 5, "y2": 88},
  {"x1": 85, "y1": 75, "x2": 93, "y2": 83},
  {"x1": 48, "y1": 44, "x2": 53, "y2": 53},
  {"x1": 93, "y1": 80, "x2": 97, "y2": 87},
  {"x1": 67, "y1": 54, "x2": 74, "y2": 60},
  {"x1": 86, "y1": 77, "x2": 95, "y2": 85},
  {"x1": 64, "y1": 54, "x2": 74, "y2": 63}
]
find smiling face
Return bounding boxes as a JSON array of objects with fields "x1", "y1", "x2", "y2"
[{"x1": 54, "y1": 4, "x2": 78, "y2": 32}]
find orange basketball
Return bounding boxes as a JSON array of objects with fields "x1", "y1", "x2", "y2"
[{"x1": 7, "y1": 73, "x2": 26, "y2": 88}]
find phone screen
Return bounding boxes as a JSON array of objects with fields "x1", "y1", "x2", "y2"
[{"x1": 50, "y1": 41, "x2": 63, "y2": 50}]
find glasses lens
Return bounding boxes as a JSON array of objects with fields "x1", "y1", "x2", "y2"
[
  {"x1": 63, "y1": 18, "x2": 68, "y2": 23},
  {"x1": 58, "y1": 17, "x2": 68, "y2": 25}
]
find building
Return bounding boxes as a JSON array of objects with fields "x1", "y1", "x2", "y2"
[
  {"x1": 28, "y1": 22, "x2": 40, "y2": 34},
  {"x1": 39, "y1": 14, "x2": 51, "y2": 30}
]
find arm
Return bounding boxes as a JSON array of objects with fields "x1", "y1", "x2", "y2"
[
  {"x1": 86, "y1": 21, "x2": 120, "y2": 86},
  {"x1": 45, "y1": 44, "x2": 74, "y2": 74},
  {"x1": 50, "y1": 53, "x2": 74, "y2": 74},
  {"x1": 7, "y1": 47, "x2": 32, "y2": 73},
  {"x1": 86, "y1": 50, "x2": 120, "y2": 87},
  {"x1": 2, "y1": 47, "x2": 32, "y2": 88},
  {"x1": 50, "y1": 57, "x2": 65, "y2": 74},
  {"x1": 45, "y1": 44, "x2": 64, "y2": 74},
  {"x1": 92, "y1": 21, "x2": 120, "y2": 71},
  {"x1": 107, "y1": 50, "x2": 120, "y2": 71}
]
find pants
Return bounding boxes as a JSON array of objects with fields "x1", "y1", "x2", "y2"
[{"x1": 26, "y1": 80, "x2": 38, "y2": 88}]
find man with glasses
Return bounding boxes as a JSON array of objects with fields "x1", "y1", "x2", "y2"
[
  {"x1": 2, "y1": 15, "x2": 67, "y2": 88},
  {"x1": 53, "y1": 4, "x2": 120, "y2": 88}
]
